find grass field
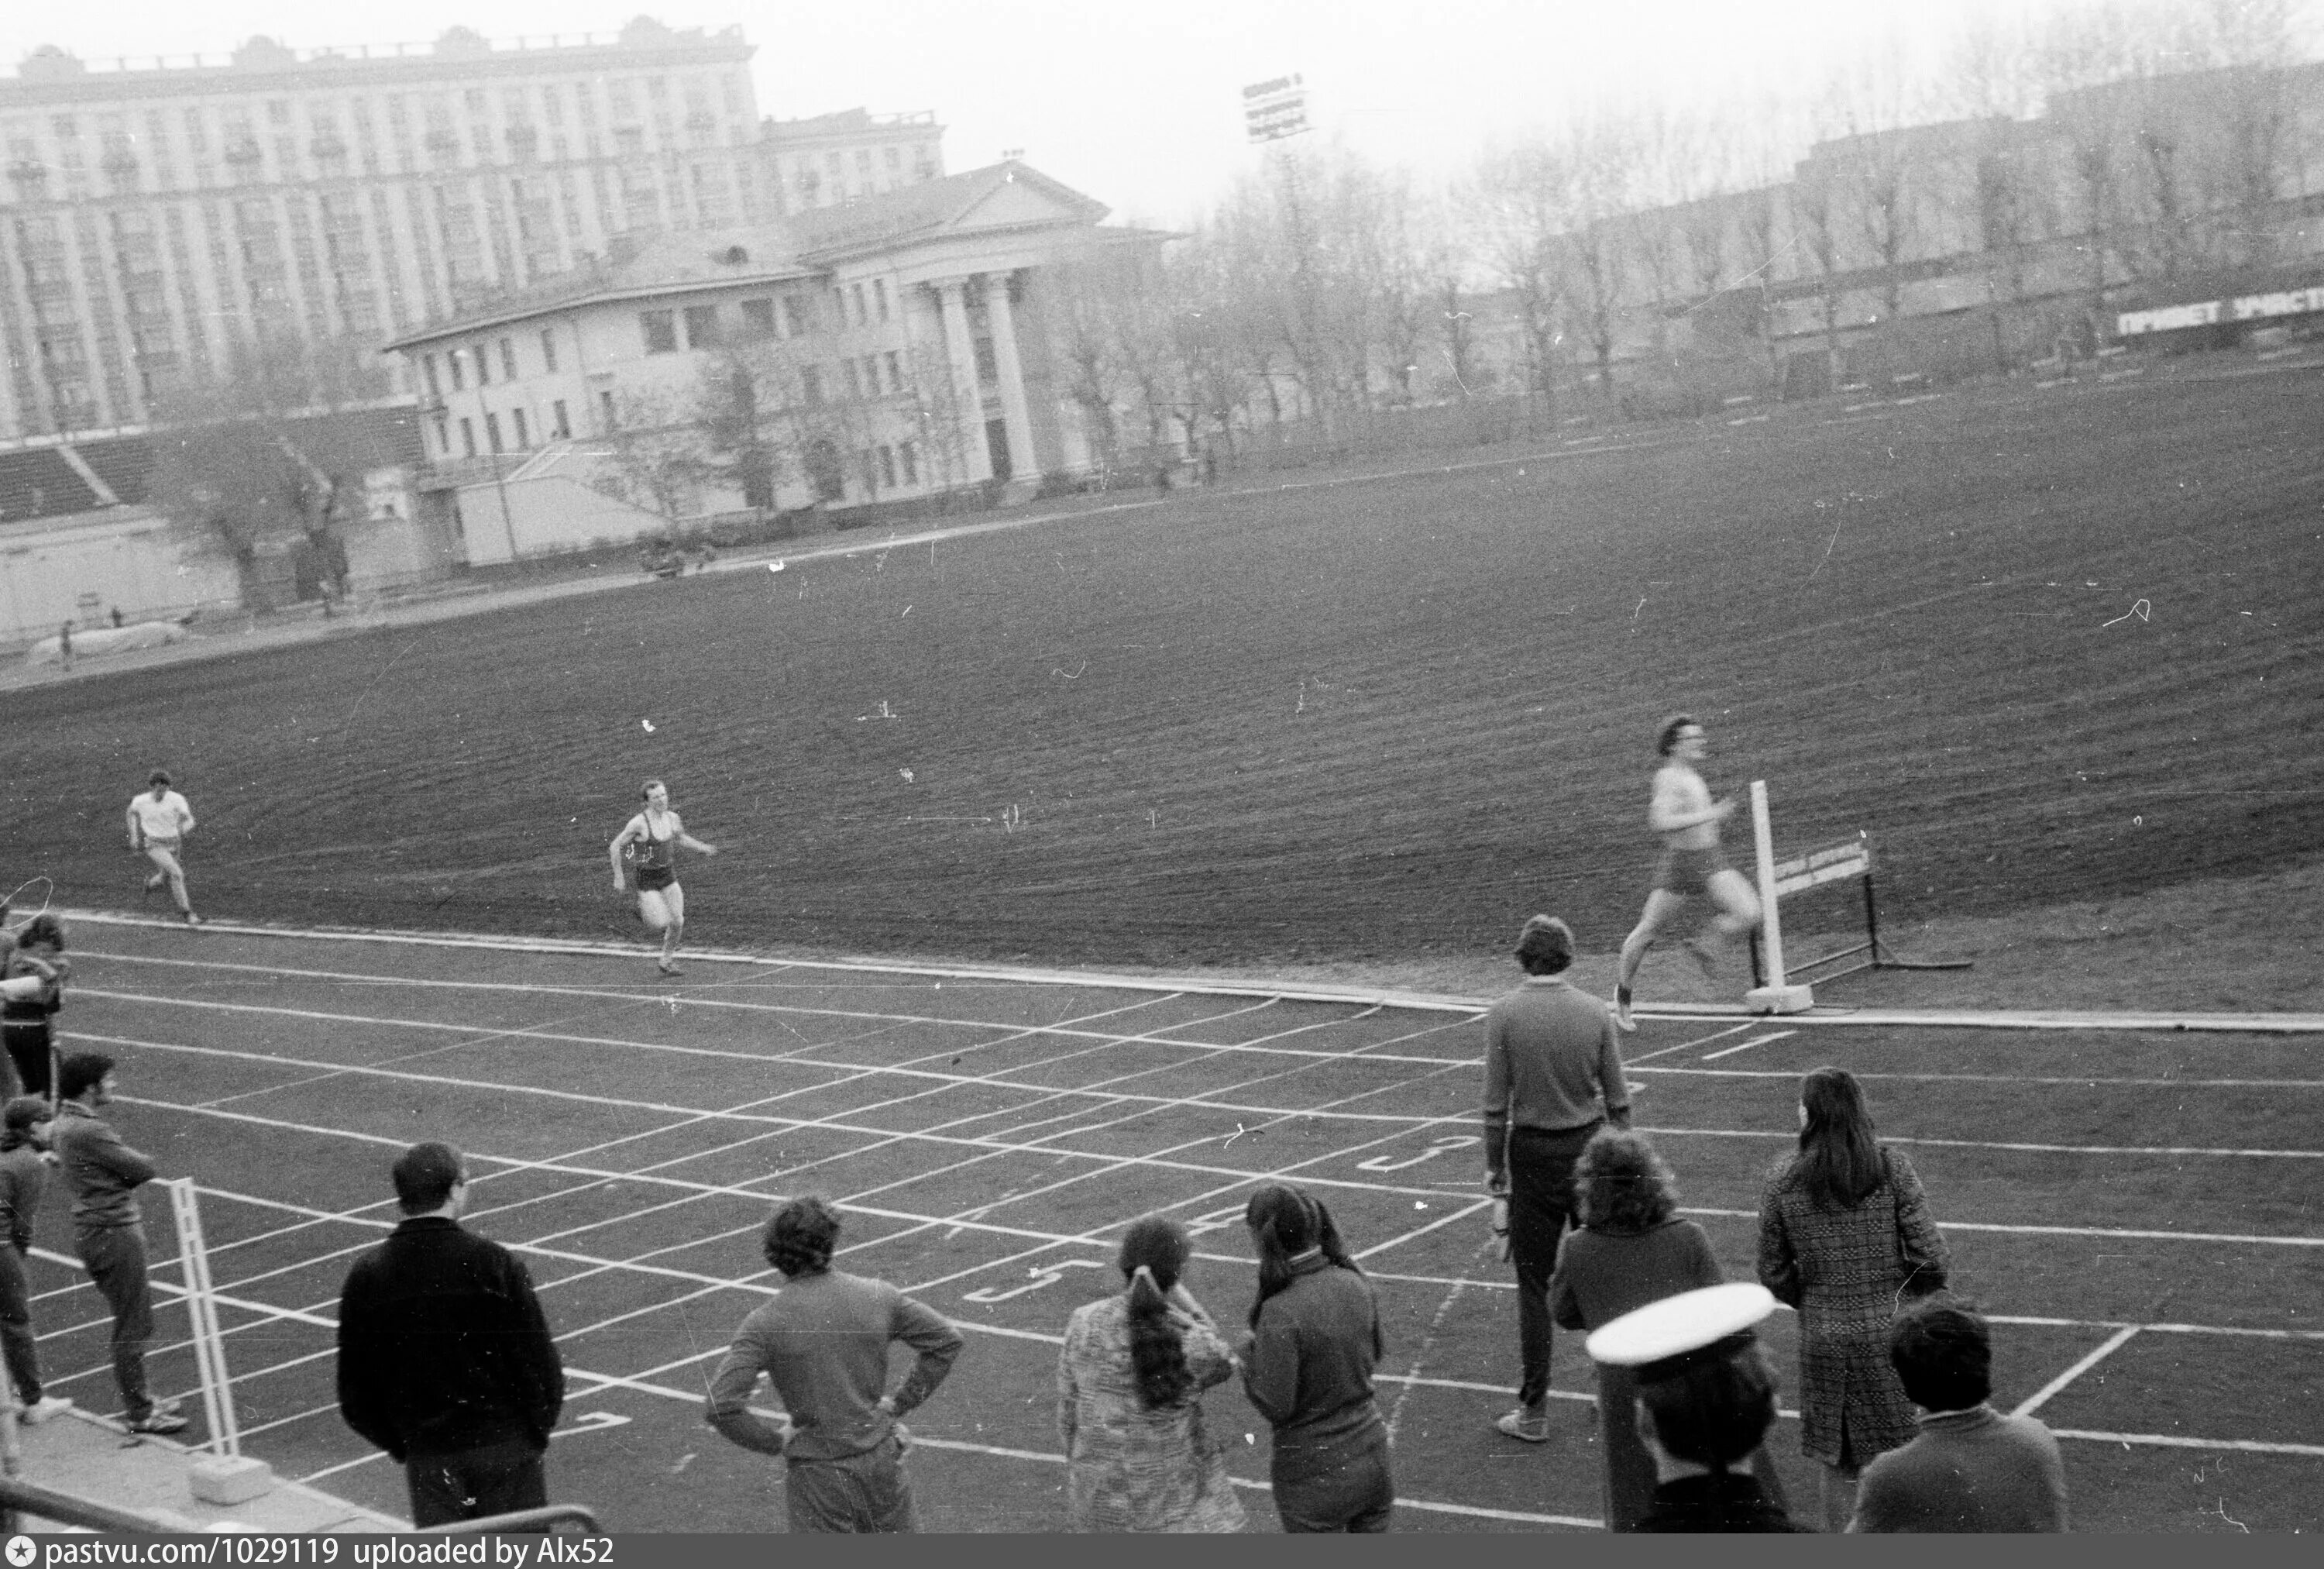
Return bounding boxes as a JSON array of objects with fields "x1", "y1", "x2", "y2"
[
  {"x1": 3, "y1": 360, "x2": 2320, "y2": 977},
  {"x1": 26, "y1": 918, "x2": 2320, "y2": 1533}
]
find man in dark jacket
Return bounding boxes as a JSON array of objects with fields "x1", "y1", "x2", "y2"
[{"x1": 336, "y1": 1143, "x2": 564, "y2": 1528}]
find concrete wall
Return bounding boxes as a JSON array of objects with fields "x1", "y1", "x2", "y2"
[
  {"x1": 0, "y1": 508, "x2": 240, "y2": 648},
  {"x1": 449, "y1": 472, "x2": 675, "y2": 566}
]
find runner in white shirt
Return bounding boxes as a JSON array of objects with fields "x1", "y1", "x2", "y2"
[{"x1": 125, "y1": 772, "x2": 202, "y2": 926}]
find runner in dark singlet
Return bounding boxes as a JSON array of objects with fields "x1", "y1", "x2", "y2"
[{"x1": 609, "y1": 779, "x2": 719, "y2": 976}]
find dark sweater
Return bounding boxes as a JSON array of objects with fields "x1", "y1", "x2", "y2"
[
  {"x1": 1635, "y1": 1472, "x2": 1807, "y2": 1533},
  {"x1": 1241, "y1": 1254, "x2": 1385, "y2": 1461},
  {"x1": 336, "y1": 1216, "x2": 564, "y2": 1460}
]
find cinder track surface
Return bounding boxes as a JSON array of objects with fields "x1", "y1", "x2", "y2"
[{"x1": 26, "y1": 922, "x2": 2321, "y2": 1532}]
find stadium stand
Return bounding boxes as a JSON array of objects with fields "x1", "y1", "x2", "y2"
[
  {"x1": 73, "y1": 436, "x2": 156, "y2": 508},
  {"x1": 0, "y1": 447, "x2": 98, "y2": 521}
]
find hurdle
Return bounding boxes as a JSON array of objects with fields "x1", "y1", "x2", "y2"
[{"x1": 1741, "y1": 781, "x2": 1971, "y2": 1015}]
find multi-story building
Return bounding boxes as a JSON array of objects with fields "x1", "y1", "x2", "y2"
[
  {"x1": 0, "y1": 18, "x2": 773, "y2": 442},
  {"x1": 765, "y1": 108, "x2": 945, "y2": 213},
  {"x1": 383, "y1": 160, "x2": 1152, "y2": 564}
]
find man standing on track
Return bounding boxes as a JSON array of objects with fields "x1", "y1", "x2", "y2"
[
  {"x1": 704, "y1": 1195, "x2": 963, "y2": 1533},
  {"x1": 337, "y1": 1142, "x2": 566, "y2": 1529},
  {"x1": 1614, "y1": 715, "x2": 1761, "y2": 1031},
  {"x1": 1481, "y1": 914, "x2": 1631, "y2": 1443},
  {"x1": 125, "y1": 772, "x2": 202, "y2": 927},
  {"x1": 50, "y1": 1052, "x2": 187, "y2": 1434},
  {"x1": 609, "y1": 779, "x2": 717, "y2": 977}
]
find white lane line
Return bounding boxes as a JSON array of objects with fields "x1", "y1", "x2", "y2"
[
  {"x1": 1701, "y1": 1029, "x2": 1796, "y2": 1061},
  {"x1": 75, "y1": 981, "x2": 1472, "y2": 1069},
  {"x1": 1621, "y1": 1022, "x2": 1758, "y2": 1065},
  {"x1": 1634, "y1": 1067, "x2": 2324, "y2": 1090},
  {"x1": 1683, "y1": 1206, "x2": 2324, "y2": 1248},
  {"x1": 2013, "y1": 1325, "x2": 2143, "y2": 1419}
]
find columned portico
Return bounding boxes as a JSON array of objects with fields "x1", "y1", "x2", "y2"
[
  {"x1": 982, "y1": 270, "x2": 1038, "y2": 484},
  {"x1": 931, "y1": 277, "x2": 994, "y2": 483}
]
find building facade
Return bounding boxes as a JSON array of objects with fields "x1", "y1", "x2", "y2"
[
  {"x1": 0, "y1": 19, "x2": 788, "y2": 443},
  {"x1": 386, "y1": 162, "x2": 1155, "y2": 564}
]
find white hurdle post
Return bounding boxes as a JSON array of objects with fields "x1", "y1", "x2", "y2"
[
  {"x1": 1744, "y1": 781, "x2": 1815, "y2": 1015},
  {"x1": 167, "y1": 1177, "x2": 239, "y2": 1459}
]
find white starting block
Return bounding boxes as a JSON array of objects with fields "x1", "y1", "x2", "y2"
[{"x1": 1743, "y1": 781, "x2": 1969, "y2": 1014}]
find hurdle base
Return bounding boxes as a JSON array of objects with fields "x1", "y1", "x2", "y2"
[
  {"x1": 1745, "y1": 982, "x2": 1816, "y2": 1016},
  {"x1": 190, "y1": 1454, "x2": 274, "y2": 1506}
]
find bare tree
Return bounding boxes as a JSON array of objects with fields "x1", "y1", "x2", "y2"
[
  {"x1": 146, "y1": 333, "x2": 383, "y2": 598},
  {"x1": 591, "y1": 386, "x2": 712, "y2": 518},
  {"x1": 1472, "y1": 134, "x2": 1573, "y2": 426}
]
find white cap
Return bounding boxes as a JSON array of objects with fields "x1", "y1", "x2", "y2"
[{"x1": 1587, "y1": 1283, "x2": 1776, "y2": 1374}]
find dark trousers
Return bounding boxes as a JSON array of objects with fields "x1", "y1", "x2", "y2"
[
  {"x1": 0, "y1": 1240, "x2": 43, "y2": 1404},
  {"x1": 1272, "y1": 1426, "x2": 1395, "y2": 1533},
  {"x1": 2, "y1": 1024, "x2": 51, "y2": 1101},
  {"x1": 407, "y1": 1437, "x2": 550, "y2": 1529},
  {"x1": 786, "y1": 1435, "x2": 918, "y2": 1533},
  {"x1": 1509, "y1": 1121, "x2": 1600, "y2": 1409},
  {"x1": 74, "y1": 1225, "x2": 154, "y2": 1419}
]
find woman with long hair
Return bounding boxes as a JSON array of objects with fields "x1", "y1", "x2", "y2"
[
  {"x1": 1758, "y1": 1067, "x2": 1948, "y2": 1530},
  {"x1": 1238, "y1": 1182, "x2": 1394, "y2": 1532},
  {"x1": 1551, "y1": 1128, "x2": 1787, "y2": 1530},
  {"x1": 1056, "y1": 1216, "x2": 1245, "y2": 1532}
]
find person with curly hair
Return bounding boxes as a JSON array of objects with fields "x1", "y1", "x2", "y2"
[
  {"x1": 1238, "y1": 1182, "x2": 1394, "y2": 1532},
  {"x1": 1551, "y1": 1127, "x2": 1783, "y2": 1530},
  {"x1": 1758, "y1": 1067, "x2": 1950, "y2": 1530},
  {"x1": 1056, "y1": 1215, "x2": 1246, "y2": 1532},
  {"x1": 703, "y1": 1195, "x2": 963, "y2": 1533}
]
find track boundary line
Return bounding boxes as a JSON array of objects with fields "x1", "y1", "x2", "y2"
[{"x1": 66, "y1": 913, "x2": 2324, "y2": 1033}]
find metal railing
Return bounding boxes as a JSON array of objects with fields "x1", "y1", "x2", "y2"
[{"x1": 0, "y1": 1474, "x2": 191, "y2": 1534}]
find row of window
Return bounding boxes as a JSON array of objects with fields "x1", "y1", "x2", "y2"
[
  {"x1": 638, "y1": 280, "x2": 896, "y2": 357},
  {"x1": 433, "y1": 397, "x2": 575, "y2": 458},
  {"x1": 421, "y1": 329, "x2": 561, "y2": 397}
]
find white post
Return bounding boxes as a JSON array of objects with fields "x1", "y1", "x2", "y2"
[
  {"x1": 169, "y1": 1178, "x2": 238, "y2": 1458},
  {"x1": 1744, "y1": 779, "x2": 1816, "y2": 1015}
]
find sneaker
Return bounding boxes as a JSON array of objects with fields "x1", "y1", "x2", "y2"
[
  {"x1": 1495, "y1": 1406, "x2": 1552, "y2": 1443},
  {"x1": 125, "y1": 1407, "x2": 188, "y2": 1436},
  {"x1": 657, "y1": 960, "x2": 682, "y2": 977},
  {"x1": 1613, "y1": 986, "x2": 1636, "y2": 1033},
  {"x1": 19, "y1": 1395, "x2": 70, "y2": 1425},
  {"x1": 183, "y1": 912, "x2": 205, "y2": 927}
]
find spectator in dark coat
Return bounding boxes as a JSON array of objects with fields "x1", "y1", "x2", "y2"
[
  {"x1": 1851, "y1": 1298, "x2": 2068, "y2": 1533},
  {"x1": 1758, "y1": 1067, "x2": 1949, "y2": 1530},
  {"x1": 337, "y1": 1143, "x2": 565, "y2": 1528},
  {"x1": 1238, "y1": 1182, "x2": 1394, "y2": 1532},
  {"x1": 1551, "y1": 1128, "x2": 1784, "y2": 1529},
  {"x1": 1590, "y1": 1285, "x2": 1803, "y2": 1533}
]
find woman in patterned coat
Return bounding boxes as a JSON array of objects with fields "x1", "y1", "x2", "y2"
[
  {"x1": 1057, "y1": 1215, "x2": 1246, "y2": 1532},
  {"x1": 1758, "y1": 1067, "x2": 1948, "y2": 1531}
]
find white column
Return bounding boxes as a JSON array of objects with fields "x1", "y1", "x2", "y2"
[
  {"x1": 1744, "y1": 779, "x2": 1815, "y2": 1015},
  {"x1": 933, "y1": 277, "x2": 992, "y2": 483},
  {"x1": 982, "y1": 270, "x2": 1037, "y2": 483}
]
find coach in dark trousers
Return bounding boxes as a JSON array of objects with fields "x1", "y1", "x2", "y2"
[
  {"x1": 1481, "y1": 915, "x2": 1631, "y2": 1443},
  {"x1": 51, "y1": 1053, "x2": 187, "y2": 1434},
  {"x1": 337, "y1": 1143, "x2": 565, "y2": 1528}
]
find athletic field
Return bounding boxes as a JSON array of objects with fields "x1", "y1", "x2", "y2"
[
  {"x1": 4, "y1": 359, "x2": 2320, "y2": 973},
  {"x1": 26, "y1": 918, "x2": 2320, "y2": 1532}
]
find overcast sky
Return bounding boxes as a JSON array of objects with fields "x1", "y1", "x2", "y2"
[{"x1": 1, "y1": 2, "x2": 2302, "y2": 225}]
